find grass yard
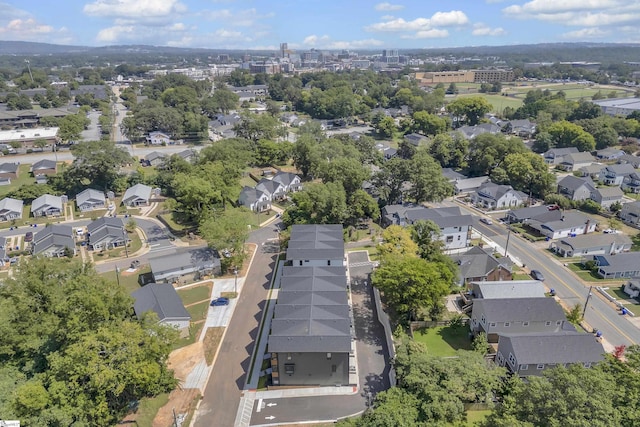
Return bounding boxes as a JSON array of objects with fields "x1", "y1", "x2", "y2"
[
  {"x1": 100, "y1": 264, "x2": 151, "y2": 294},
  {"x1": 455, "y1": 93, "x2": 523, "y2": 114},
  {"x1": 92, "y1": 232, "x2": 142, "y2": 259},
  {"x1": 186, "y1": 300, "x2": 210, "y2": 323},
  {"x1": 0, "y1": 164, "x2": 36, "y2": 198},
  {"x1": 129, "y1": 392, "x2": 169, "y2": 427},
  {"x1": 412, "y1": 325, "x2": 472, "y2": 357},
  {"x1": 177, "y1": 283, "x2": 212, "y2": 306},
  {"x1": 173, "y1": 321, "x2": 204, "y2": 350},
  {"x1": 240, "y1": 175, "x2": 259, "y2": 187},
  {"x1": 464, "y1": 410, "x2": 492, "y2": 426}
]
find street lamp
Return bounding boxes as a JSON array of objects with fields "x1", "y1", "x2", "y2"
[{"x1": 582, "y1": 285, "x2": 594, "y2": 319}]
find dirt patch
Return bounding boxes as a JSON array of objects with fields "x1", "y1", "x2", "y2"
[
  {"x1": 203, "y1": 326, "x2": 225, "y2": 365},
  {"x1": 153, "y1": 388, "x2": 201, "y2": 427},
  {"x1": 167, "y1": 341, "x2": 205, "y2": 382}
]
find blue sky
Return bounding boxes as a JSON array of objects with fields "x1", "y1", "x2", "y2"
[{"x1": 1, "y1": 0, "x2": 639, "y2": 50}]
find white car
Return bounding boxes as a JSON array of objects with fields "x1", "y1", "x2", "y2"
[{"x1": 479, "y1": 217, "x2": 493, "y2": 225}]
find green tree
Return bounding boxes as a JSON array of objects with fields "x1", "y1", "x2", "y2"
[
  {"x1": 467, "y1": 133, "x2": 527, "y2": 177},
  {"x1": 372, "y1": 256, "x2": 452, "y2": 319},
  {"x1": 407, "y1": 149, "x2": 454, "y2": 203},
  {"x1": 446, "y1": 96, "x2": 492, "y2": 126},
  {"x1": 61, "y1": 141, "x2": 132, "y2": 193},
  {"x1": 428, "y1": 132, "x2": 469, "y2": 169},
  {"x1": 547, "y1": 120, "x2": 596, "y2": 152},
  {"x1": 199, "y1": 208, "x2": 251, "y2": 261},
  {"x1": 378, "y1": 225, "x2": 419, "y2": 259},
  {"x1": 315, "y1": 157, "x2": 370, "y2": 196},
  {"x1": 412, "y1": 111, "x2": 447, "y2": 136},
  {"x1": 283, "y1": 182, "x2": 348, "y2": 225},
  {"x1": 375, "y1": 116, "x2": 397, "y2": 138}
]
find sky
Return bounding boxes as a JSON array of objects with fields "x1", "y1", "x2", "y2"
[{"x1": 1, "y1": 0, "x2": 640, "y2": 50}]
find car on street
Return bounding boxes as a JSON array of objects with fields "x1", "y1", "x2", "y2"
[
  {"x1": 479, "y1": 217, "x2": 493, "y2": 225},
  {"x1": 210, "y1": 297, "x2": 230, "y2": 306},
  {"x1": 24, "y1": 231, "x2": 33, "y2": 242},
  {"x1": 530, "y1": 269, "x2": 545, "y2": 281}
]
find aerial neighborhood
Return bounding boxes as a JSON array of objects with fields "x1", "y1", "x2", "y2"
[{"x1": 2, "y1": 29, "x2": 640, "y2": 427}]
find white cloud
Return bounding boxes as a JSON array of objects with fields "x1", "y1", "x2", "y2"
[
  {"x1": 201, "y1": 8, "x2": 274, "y2": 27},
  {"x1": 366, "y1": 10, "x2": 468, "y2": 32},
  {"x1": 96, "y1": 25, "x2": 135, "y2": 42},
  {"x1": 504, "y1": 0, "x2": 622, "y2": 14},
  {"x1": 401, "y1": 29, "x2": 449, "y2": 39},
  {"x1": 375, "y1": 2, "x2": 404, "y2": 11},
  {"x1": 472, "y1": 23, "x2": 506, "y2": 36},
  {"x1": 302, "y1": 34, "x2": 383, "y2": 49},
  {"x1": 84, "y1": 0, "x2": 187, "y2": 19},
  {"x1": 562, "y1": 27, "x2": 608, "y2": 38}
]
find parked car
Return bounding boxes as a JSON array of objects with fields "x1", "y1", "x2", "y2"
[
  {"x1": 210, "y1": 297, "x2": 230, "y2": 306},
  {"x1": 530, "y1": 269, "x2": 545, "y2": 281},
  {"x1": 24, "y1": 231, "x2": 33, "y2": 242},
  {"x1": 479, "y1": 217, "x2": 493, "y2": 225}
]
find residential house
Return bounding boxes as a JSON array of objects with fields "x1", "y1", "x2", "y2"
[
  {"x1": 382, "y1": 204, "x2": 474, "y2": 250},
  {"x1": 543, "y1": 147, "x2": 579, "y2": 165},
  {"x1": 145, "y1": 151, "x2": 166, "y2": 167},
  {"x1": 558, "y1": 152, "x2": 597, "y2": 172},
  {"x1": 256, "y1": 178, "x2": 287, "y2": 202},
  {"x1": 286, "y1": 224, "x2": 345, "y2": 267},
  {"x1": 506, "y1": 119, "x2": 536, "y2": 138},
  {"x1": 592, "y1": 253, "x2": 640, "y2": 279},
  {"x1": 0, "y1": 197, "x2": 23, "y2": 222},
  {"x1": 470, "y1": 183, "x2": 526, "y2": 210},
  {"x1": 456, "y1": 123, "x2": 502, "y2": 140},
  {"x1": 598, "y1": 164, "x2": 637, "y2": 186},
  {"x1": 132, "y1": 283, "x2": 191, "y2": 338},
  {"x1": 177, "y1": 149, "x2": 196, "y2": 163},
  {"x1": 550, "y1": 233, "x2": 632, "y2": 258},
  {"x1": 442, "y1": 168, "x2": 465, "y2": 183},
  {"x1": 590, "y1": 186, "x2": 624, "y2": 209},
  {"x1": 208, "y1": 113, "x2": 241, "y2": 138},
  {"x1": 579, "y1": 163, "x2": 605, "y2": 179},
  {"x1": 617, "y1": 154, "x2": 640, "y2": 169},
  {"x1": 470, "y1": 297, "x2": 569, "y2": 343},
  {"x1": 557, "y1": 175, "x2": 595, "y2": 202},
  {"x1": 596, "y1": 148, "x2": 625, "y2": 160},
  {"x1": 122, "y1": 183, "x2": 152, "y2": 207},
  {"x1": 496, "y1": 333, "x2": 604, "y2": 377},
  {"x1": 454, "y1": 176, "x2": 490, "y2": 195},
  {"x1": 0, "y1": 162, "x2": 19, "y2": 180},
  {"x1": 31, "y1": 194, "x2": 63, "y2": 217},
  {"x1": 451, "y1": 247, "x2": 514, "y2": 285},
  {"x1": 622, "y1": 279, "x2": 640, "y2": 299},
  {"x1": 620, "y1": 201, "x2": 640, "y2": 226},
  {"x1": 272, "y1": 171, "x2": 303, "y2": 193},
  {"x1": 75, "y1": 188, "x2": 106, "y2": 212},
  {"x1": 30, "y1": 159, "x2": 57, "y2": 176},
  {"x1": 527, "y1": 211, "x2": 597, "y2": 240},
  {"x1": 145, "y1": 131, "x2": 171, "y2": 145},
  {"x1": 269, "y1": 224, "x2": 352, "y2": 387},
  {"x1": 149, "y1": 247, "x2": 221, "y2": 284},
  {"x1": 470, "y1": 280, "x2": 546, "y2": 299},
  {"x1": 404, "y1": 133, "x2": 428, "y2": 147},
  {"x1": 506, "y1": 205, "x2": 560, "y2": 224},
  {"x1": 238, "y1": 186, "x2": 271, "y2": 212},
  {"x1": 87, "y1": 217, "x2": 128, "y2": 250},
  {"x1": 622, "y1": 171, "x2": 640, "y2": 194},
  {"x1": 31, "y1": 224, "x2": 76, "y2": 257},
  {"x1": 377, "y1": 144, "x2": 397, "y2": 160}
]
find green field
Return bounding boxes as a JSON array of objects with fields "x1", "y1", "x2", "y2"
[
  {"x1": 454, "y1": 93, "x2": 524, "y2": 114},
  {"x1": 412, "y1": 325, "x2": 472, "y2": 356}
]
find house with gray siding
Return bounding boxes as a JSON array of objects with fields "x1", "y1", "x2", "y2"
[
  {"x1": 599, "y1": 164, "x2": 637, "y2": 186},
  {"x1": 76, "y1": 188, "x2": 106, "y2": 212},
  {"x1": 132, "y1": 283, "x2": 191, "y2": 338},
  {"x1": 238, "y1": 186, "x2": 271, "y2": 212},
  {"x1": 470, "y1": 297, "x2": 568, "y2": 343},
  {"x1": 590, "y1": 186, "x2": 624, "y2": 209},
  {"x1": 550, "y1": 233, "x2": 632, "y2": 258},
  {"x1": 0, "y1": 197, "x2": 23, "y2": 222},
  {"x1": 496, "y1": 333, "x2": 604, "y2": 377},
  {"x1": 543, "y1": 147, "x2": 579, "y2": 165},
  {"x1": 622, "y1": 172, "x2": 640, "y2": 194},
  {"x1": 286, "y1": 224, "x2": 345, "y2": 267},
  {"x1": 617, "y1": 154, "x2": 640, "y2": 169},
  {"x1": 31, "y1": 194, "x2": 63, "y2": 217},
  {"x1": 622, "y1": 279, "x2": 640, "y2": 299},
  {"x1": 87, "y1": 217, "x2": 128, "y2": 250},
  {"x1": 470, "y1": 183, "x2": 526, "y2": 210},
  {"x1": 592, "y1": 253, "x2": 640, "y2": 279},
  {"x1": 620, "y1": 201, "x2": 640, "y2": 226},
  {"x1": 557, "y1": 175, "x2": 595, "y2": 202},
  {"x1": 269, "y1": 224, "x2": 353, "y2": 387},
  {"x1": 558, "y1": 152, "x2": 597, "y2": 172},
  {"x1": 31, "y1": 224, "x2": 76, "y2": 257},
  {"x1": 527, "y1": 211, "x2": 597, "y2": 240},
  {"x1": 149, "y1": 247, "x2": 221, "y2": 283},
  {"x1": 122, "y1": 183, "x2": 152, "y2": 207}
]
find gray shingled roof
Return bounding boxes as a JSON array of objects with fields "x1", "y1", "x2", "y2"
[
  {"x1": 149, "y1": 247, "x2": 220, "y2": 281},
  {"x1": 76, "y1": 188, "x2": 105, "y2": 207},
  {"x1": 31, "y1": 194, "x2": 62, "y2": 213},
  {"x1": 0, "y1": 197, "x2": 23, "y2": 214},
  {"x1": 594, "y1": 252, "x2": 640, "y2": 275},
  {"x1": 473, "y1": 297, "x2": 566, "y2": 322},
  {"x1": 452, "y1": 247, "x2": 513, "y2": 281},
  {"x1": 472, "y1": 281, "x2": 546, "y2": 299},
  {"x1": 557, "y1": 175, "x2": 595, "y2": 192},
  {"x1": 0, "y1": 163, "x2": 18, "y2": 174},
  {"x1": 555, "y1": 233, "x2": 632, "y2": 252},
  {"x1": 285, "y1": 224, "x2": 344, "y2": 261},
  {"x1": 499, "y1": 332, "x2": 605, "y2": 365},
  {"x1": 132, "y1": 283, "x2": 190, "y2": 322},
  {"x1": 30, "y1": 159, "x2": 56, "y2": 172},
  {"x1": 122, "y1": 183, "x2": 152, "y2": 204},
  {"x1": 32, "y1": 224, "x2": 74, "y2": 255},
  {"x1": 272, "y1": 171, "x2": 300, "y2": 187},
  {"x1": 529, "y1": 211, "x2": 594, "y2": 232}
]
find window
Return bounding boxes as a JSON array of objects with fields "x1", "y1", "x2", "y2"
[
  {"x1": 519, "y1": 364, "x2": 529, "y2": 371},
  {"x1": 545, "y1": 321, "x2": 552, "y2": 326},
  {"x1": 457, "y1": 235, "x2": 461, "y2": 240},
  {"x1": 504, "y1": 322, "x2": 511, "y2": 327},
  {"x1": 489, "y1": 322, "x2": 496, "y2": 327},
  {"x1": 481, "y1": 314, "x2": 486, "y2": 324},
  {"x1": 583, "y1": 362, "x2": 591, "y2": 368},
  {"x1": 508, "y1": 353, "x2": 516, "y2": 367},
  {"x1": 523, "y1": 321, "x2": 529, "y2": 327},
  {"x1": 446, "y1": 236, "x2": 454, "y2": 243},
  {"x1": 326, "y1": 353, "x2": 332, "y2": 360},
  {"x1": 556, "y1": 321, "x2": 562, "y2": 326},
  {"x1": 284, "y1": 363, "x2": 295, "y2": 374},
  {"x1": 331, "y1": 364, "x2": 337, "y2": 373},
  {"x1": 327, "y1": 260, "x2": 331, "y2": 266},
  {"x1": 537, "y1": 364, "x2": 545, "y2": 370}
]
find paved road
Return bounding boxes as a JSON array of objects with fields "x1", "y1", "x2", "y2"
[
  {"x1": 249, "y1": 251, "x2": 390, "y2": 425},
  {"x1": 473, "y1": 213, "x2": 640, "y2": 347},
  {"x1": 193, "y1": 223, "x2": 280, "y2": 427}
]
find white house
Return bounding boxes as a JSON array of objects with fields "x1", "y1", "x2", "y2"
[
  {"x1": 471, "y1": 183, "x2": 526, "y2": 210},
  {"x1": 0, "y1": 197, "x2": 23, "y2": 222},
  {"x1": 122, "y1": 183, "x2": 152, "y2": 207},
  {"x1": 76, "y1": 188, "x2": 106, "y2": 212},
  {"x1": 145, "y1": 131, "x2": 171, "y2": 145}
]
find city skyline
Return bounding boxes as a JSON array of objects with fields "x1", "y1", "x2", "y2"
[{"x1": 1, "y1": 1, "x2": 639, "y2": 50}]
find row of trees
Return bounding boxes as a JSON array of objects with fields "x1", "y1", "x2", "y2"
[{"x1": 0, "y1": 258, "x2": 178, "y2": 426}]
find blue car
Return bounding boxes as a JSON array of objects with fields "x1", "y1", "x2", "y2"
[{"x1": 210, "y1": 297, "x2": 230, "y2": 306}]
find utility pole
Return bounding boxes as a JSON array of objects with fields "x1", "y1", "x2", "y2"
[
  {"x1": 582, "y1": 286, "x2": 594, "y2": 319},
  {"x1": 122, "y1": 227, "x2": 129, "y2": 258},
  {"x1": 504, "y1": 218, "x2": 512, "y2": 257}
]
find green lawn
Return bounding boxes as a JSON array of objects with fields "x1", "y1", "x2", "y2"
[
  {"x1": 412, "y1": 325, "x2": 472, "y2": 356},
  {"x1": 464, "y1": 409, "x2": 492, "y2": 426},
  {"x1": 186, "y1": 300, "x2": 209, "y2": 323},
  {"x1": 100, "y1": 264, "x2": 151, "y2": 294},
  {"x1": 131, "y1": 392, "x2": 169, "y2": 427},
  {"x1": 177, "y1": 284, "x2": 212, "y2": 306},
  {"x1": 455, "y1": 93, "x2": 523, "y2": 114},
  {"x1": 0, "y1": 164, "x2": 36, "y2": 198},
  {"x1": 567, "y1": 262, "x2": 625, "y2": 283},
  {"x1": 92, "y1": 232, "x2": 142, "y2": 259}
]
